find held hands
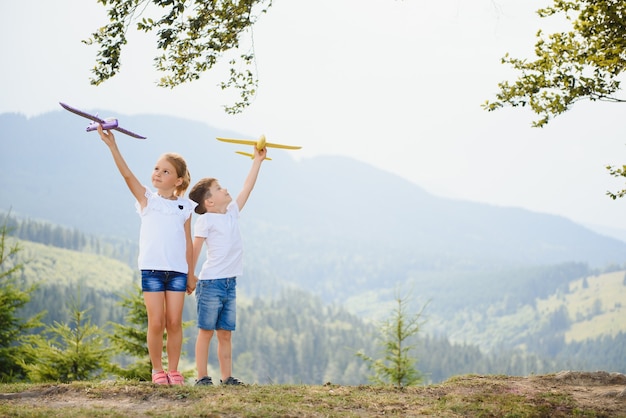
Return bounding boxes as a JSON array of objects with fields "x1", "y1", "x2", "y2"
[{"x1": 186, "y1": 275, "x2": 198, "y2": 295}]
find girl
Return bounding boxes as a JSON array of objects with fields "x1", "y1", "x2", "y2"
[{"x1": 97, "y1": 125, "x2": 197, "y2": 385}]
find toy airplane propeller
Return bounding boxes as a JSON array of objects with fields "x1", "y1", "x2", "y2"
[
  {"x1": 59, "y1": 102, "x2": 146, "y2": 139},
  {"x1": 216, "y1": 135, "x2": 301, "y2": 160}
]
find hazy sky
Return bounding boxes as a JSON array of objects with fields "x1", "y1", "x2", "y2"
[{"x1": 2, "y1": 0, "x2": 626, "y2": 235}]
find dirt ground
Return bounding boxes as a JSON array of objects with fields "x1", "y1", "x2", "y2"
[
  {"x1": 449, "y1": 371, "x2": 626, "y2": 416},
  {"x1": 1, "y1": 371, "x2": 626, "y2": 417}
]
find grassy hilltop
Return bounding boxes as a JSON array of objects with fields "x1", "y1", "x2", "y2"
[{"x1": 1, "y1": 371, "x2": 625, "y2": 417}]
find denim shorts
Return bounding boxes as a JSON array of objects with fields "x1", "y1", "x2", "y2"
[
  {"x1": 196, "y1": 278, "x2": 237, "y2": 331},
  {"x1": 141, "y1": 270, "x2": 187, "y2": 292}
]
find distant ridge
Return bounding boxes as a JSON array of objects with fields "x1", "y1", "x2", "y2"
[{"x1": 2, "y1": 110, "x2": 626, "y2": 270}]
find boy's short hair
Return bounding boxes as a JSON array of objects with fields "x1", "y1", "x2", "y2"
[{"x1": 189, "y1": 178, "x2": 217, "y2": 214}]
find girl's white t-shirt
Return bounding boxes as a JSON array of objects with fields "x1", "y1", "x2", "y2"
[
  {"x1": 194, "y1": 201, "x2": 243, "y2": 280},
  {"x1": 135, "y1": 188, "x2": 196, "y2": 273}
]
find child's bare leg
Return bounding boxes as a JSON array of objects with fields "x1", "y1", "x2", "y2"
[
  {"x1": 216, "y1": 329, "x2": 233, "y2": 380},
  {"x1": 143, "y1": 292, "x2": 166, "y2": 371},
  {"x1": 164, "y1": 290, "x2": 185, "y2": 371},
  {"x1": 196, "y1": 329, "x2": 214, "y2": 379}
]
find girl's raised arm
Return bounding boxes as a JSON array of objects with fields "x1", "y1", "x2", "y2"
[{"x1": 97, "y1": 125, "x2": 147, "y2": 208}]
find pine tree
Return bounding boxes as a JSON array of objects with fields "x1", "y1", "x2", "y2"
[
  {"x1": 0, "y1": 213, "x2": 43, "y2": 382},
  {"x1": 356, "y1": 293, "x2": 427, "y2": 388},
  {"x1": 23, "y1": 294, "x2": 110, "y2": 382}
]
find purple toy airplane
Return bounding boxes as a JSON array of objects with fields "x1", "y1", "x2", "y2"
[{"x1": 59, "y1": 102, "x2": 146, "y2": 139}]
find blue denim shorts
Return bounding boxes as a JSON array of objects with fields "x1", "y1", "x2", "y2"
[
  {"x1": 196, "y1": 278, "x2": 237, "y2": 331},
  {"x1": 141, "y1": 270, "x2": 187, "y2": 292}
]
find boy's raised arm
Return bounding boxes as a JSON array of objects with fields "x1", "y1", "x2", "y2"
[{"x1": 236, "y1": 147, "x2": 266, "y2": 211}]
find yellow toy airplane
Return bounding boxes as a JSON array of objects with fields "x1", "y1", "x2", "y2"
[{"x1": 216, "y1": 135, "x2": 301, "y2": 160}]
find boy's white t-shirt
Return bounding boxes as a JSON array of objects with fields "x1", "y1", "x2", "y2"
[
  {"x1": 135, "y1": 188, "x2": 196, "y2": 273},
  {"x1": 194, "y1": 201, "x2": 243, "y2": 280}
]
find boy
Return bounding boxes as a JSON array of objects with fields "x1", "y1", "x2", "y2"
[{"x1": 189, "y1": 146, "x2": 267, "y2": 386}]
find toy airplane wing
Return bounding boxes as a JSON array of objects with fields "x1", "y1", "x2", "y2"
[
  {"x1": 113, "y1": 126, "x2": 147, "y2": 139},
  {"x1": 216, "y1": 137, "x2": 302, "y2": 150},
  {"x1": 60, "y1": 102, "x2": 106, "y2": 124},
  {"x1": 265, "y1": 142, "x2": 302, "y2": 150},
  {"x1": 235, "y1": 151, "x2": 272, "y2": 161},
  {"x1": 59, "y1": 102, "x2": 146, "y2": 139}
]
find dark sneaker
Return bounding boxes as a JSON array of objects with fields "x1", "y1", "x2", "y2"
[
  {"x1": 195, "y1": 376, "x2": 213, "y2": 386},
  {"x1": 221, "y1": 376, "x2": 245, "y2": 386}
]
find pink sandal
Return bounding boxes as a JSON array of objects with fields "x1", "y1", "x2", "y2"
[
  {"x1": 152, "y1": 370, "x2": 169, "y2": 385},
  {"x1": 168, "y1": 371, "x2": 185, "y2": 386}
]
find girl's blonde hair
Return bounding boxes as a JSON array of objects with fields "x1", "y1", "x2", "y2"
[{"x1": 162, "y1": 152, "x2": 191, "y2": 196}]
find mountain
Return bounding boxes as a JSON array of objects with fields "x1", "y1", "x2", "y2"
[
  {"x1": 3, "y1": 109, "x2": 625, "y2": 261},
  {"x1": 3, "y1": 109, "x2": 626, "y2": 317}
]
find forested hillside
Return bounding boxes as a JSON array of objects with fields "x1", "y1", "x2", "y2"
[
  {"x1": 4, "y1": 214, "x2": 138, "y2": 266},
  {"x1": 6, "y1": 216, "x2": 626, "y2": 384}
]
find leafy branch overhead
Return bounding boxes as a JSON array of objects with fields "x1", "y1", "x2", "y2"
[
  {"x1": 483, "y1": 0, "x2": 625, "y2": 128},
  {"x1": 84, "y1": 0, "x2": 273, "y2": 114},
  {"x1": 484, "y1": 0, "x2": 626, "y2": 199}
]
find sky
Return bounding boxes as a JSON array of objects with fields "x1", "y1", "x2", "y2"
[{"x1": 2, "y1": 0, "x2": 626, "y2": 237}]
